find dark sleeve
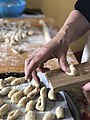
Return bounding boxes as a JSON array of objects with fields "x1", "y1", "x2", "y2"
[{"x1": 75, "y1": 0, "x2": 90, "y2": 23}]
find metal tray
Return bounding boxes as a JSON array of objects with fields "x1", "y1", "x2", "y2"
[{"x1": 0, "y1": 72, "x2": 81, "y2": 120}]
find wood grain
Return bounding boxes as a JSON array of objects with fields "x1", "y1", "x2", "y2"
[{"x1": 46, "y1": 62, "x2": 90, "y2": 92}]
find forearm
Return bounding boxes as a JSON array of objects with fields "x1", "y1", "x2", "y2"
[{"x1": 54, "y1": 10, "x2": 90, "y2": 44}]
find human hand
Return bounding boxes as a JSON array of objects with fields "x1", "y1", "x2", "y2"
[
  {"x1": 83, "y1": 82, "x2": 90, "y2": 92},
  {"x1": 24, "y1": 36, "x2": 70, "y2": 83}
]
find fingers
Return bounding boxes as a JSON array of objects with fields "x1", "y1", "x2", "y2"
[
  {"x1": 32, "y1": 70, "x2": 40, "y2": 84},
  {"x1": 25, "y1": 47, "x2": 50, "y2": 80},
  {"x1": 83, "y1": 82, "x2": 90, "y2": 92},
  {"x1": 59, "y1": 53, "x2": 70, "y2": 72}
]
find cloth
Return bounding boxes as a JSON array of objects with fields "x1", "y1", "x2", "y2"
[
  {"x1": 75, "y1": 0, "x2": 90, "y2": 23},
  {"x1": 81, "y1": 32, "x2": 90, "y2": 63}
]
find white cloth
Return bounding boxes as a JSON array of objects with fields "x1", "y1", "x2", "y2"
[{"x1": 81, "y1": 32, "x2": 90, "y2": 63}]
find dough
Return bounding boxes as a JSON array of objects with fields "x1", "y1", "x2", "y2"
[
  {"x1": 0, "y1": 104, "x2": 10, "y2": 116},
  {"x1": 11, "y1": 91, "x2": 23, "y2": 104},
  {"x1": 18, "y1": 97, "x2": 28, "y2": 108},
  {"x1": 55, "y1": 106, "x2": 64, "y2": 119},
  {"x1": 35, "y1": 96, "x2": 45, "y2": 112},
  {"x1": 24, "y1": 84, "x2": 34, "y2": 95},
  {"x1": 12, "y1": 47, "x2": 24, "y2": 54},
  {"x1": 10, "y1": 77, "x2": 25, "y2": 85},
  {"x1": 27, "y1": 87, "x2": 40, "y2": 99},
  {"x1": 4, "y1": 76, "x2": 16, "y2": 83},
  {"x1": 8, "y1": 89, "x2": 19, "y2": 98},
  {"x1": 48, "y1": 89, "x2": 56, "y2": 100},
  {"x1": 6, "y1": 109, "x2": 22, "y2": 120},
  {"x1": 0, "y1": 79, "x2": 5, "y2": 89},
  {"x1": 0, "y1": 87, "x2": 11, "y2": 96},
  {"x1": 42, "y1": 112, "x2": 55, "y2": 120},
  {"x1": 25, "y1": 111, "x2": 35, "y2": 120},
  {"x1": 0, "y1": 99, "x2": 4, "y2": 107},
  {"x1": 40, "y1": 87, "x2": 47, "y2": 97},
  {"x1": 26, "y1": 100, "x2": 35, "y2": 111},
  {"x1": 66, "y1": 64, "x2": 77, "y2": 76}
]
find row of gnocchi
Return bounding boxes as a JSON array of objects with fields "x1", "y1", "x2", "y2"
[
  {"x1": 0, "y1": 79, "x2": 65, "y2": 120},
  {"x1": 0, "y1": 76, "x2": 26, "y2": 89}
]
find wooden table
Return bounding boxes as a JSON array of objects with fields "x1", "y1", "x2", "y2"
[{"x1": 0, "y1": 18, "x2": 78, "y2": 73}]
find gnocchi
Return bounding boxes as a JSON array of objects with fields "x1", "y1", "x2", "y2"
[
  {"x1": 6, "y1": 109, "x2": 22, "y2": 120},
  {"x1": 48, "y1": 89, "x2": 56, "y2": 100},
  {"x1": 24, "y1": 84, "x2": 34, "y2": 95},
  {"x1": 0, "y1": 99, "x2": 4, "y2": 107},
  {"x1": 18, "y1": 97, "x2": 28, "y2": 108},
  {"x1": 10, "y1": 77, "x2": 25, "y2": 85},
  {"x1": 0, "y1": 87, "x2": 11, "y2": 96},
  {"x1": 4, "y1": 76, "x2": 16, "y2": 83},
  {"x1": 8, "y1": 89, "x2": 19, "y2": 98},
  {"x1": 42, "y1": 112, "x2": 55, "y2": 120},
  {"x1": 0, "y1": 79, "x2": 5, "y2": 89},
  {"x1": 0, "y1": 104, "x2": 10, "y2": 116},
  {"x1": 26, "y1": 100, "x2": 35, "y2": 111},
  {"x1": 11, "y1": 91, "x2": 23, "y2": 104},
  {"x1": 55, "y1": 106, "x2": 64, "y2": 119},
  {"x1": 25, "y1": 111, "x2": 36, "y2": 120}
]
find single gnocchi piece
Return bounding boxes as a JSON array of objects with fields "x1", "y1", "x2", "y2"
[
  {"x1": 6, "y1": 109, "x2": 22, "y2": 120},
  {"x1": 0, "y1": 87, "x2": 11, "y2": 96},
  {"x1": 66, "y1": 64, "x2": 77, "y2": 76},
  {"x1": 55, "y1": 106, "x2": 64, "y2": 119},
  {"x1": 8, "y1": 89, "x2": 19, "y2": 98},
  {"x1": 10, "y1": 77, "x2": 25, "y2": 85},
  {"x1": 0, "y1": 99, "x2": 4, "y2": 107},
  {"x1": 4, "y1": 76, "x2": 16, "y2": 83},
  {"x1": 26, "y1": 100, "x2": 35, "y2": 111},
  {"x1": 0, "y1": 79, "x2": 5, "y2": 89},
  {"x1": 18, "y1": 97, "x2": 28, "y2": 108},
  {"x1": 0, "y1": 104, "x2": 10, "y2": 116},
  {"x1": 11, "y1": 91, "x2": 23, "y2": 104},
  {"x1": 27, "y1": 87, "x2": 40, "y2": 99},
  {"x1": 35, "y1": 96, "x2": 45, "y2": 112},
  {"x1": 24, "y1": 84, "x2": 34, "y2": 95},
  {"x1": 48, "y1": 89, "x2": 56, "y2": 100},
  {"x1": 40, "y1": 87, "x2": 47, "y2": 97},
  {"x1": 42, "y1": 112, "x2": 55, "y2": 120},
  {"x1": 25, "y1": 111, "x2": 36, "y2": 120},
  {"x1": 12, "y1": 47, "x2": 24, "y2": 54}
]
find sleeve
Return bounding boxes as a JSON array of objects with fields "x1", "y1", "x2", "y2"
[{"x1": 75, "y1": 0, "x2": 90, "y2": 23}]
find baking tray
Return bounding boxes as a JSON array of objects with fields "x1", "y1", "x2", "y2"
[{"x1": 0, "y1": 72, "x2": 81, "y2": 120}]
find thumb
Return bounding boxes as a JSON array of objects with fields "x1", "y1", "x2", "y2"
[{"x1": 59, "y1": 54, "x2": 70, "y2": 72}]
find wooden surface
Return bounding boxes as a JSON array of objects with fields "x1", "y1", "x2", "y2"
[
  {"x1": 0, "y1": 18, "x2": 78, "y2": 73},
  {"x1": 46, "y1": 62, "x2": 90, "y2": 92}
]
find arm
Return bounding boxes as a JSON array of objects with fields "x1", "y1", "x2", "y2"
[{"x1": 25, "y1": 10, "x2": 90, "y2": 82}]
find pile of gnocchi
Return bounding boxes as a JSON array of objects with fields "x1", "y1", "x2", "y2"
[{"x1": 0, "y1": 76, "x2": 65, "y2": 120}]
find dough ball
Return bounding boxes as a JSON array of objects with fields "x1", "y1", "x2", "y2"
[
  {"x1": 18, "y1": 97, "x2": 28, "y2": 108},
  {"x1": 55, "y1": 106, "x2": 64, "y2": 119},
  {"x1": 0, "y1": 87, "x2": 11, "y2": 96},
  {"x1": 0, "y1": 104, "x2": 10, "y2": 116},
  {"x1": 26, "y1": 100, "x2": 35, "y2": 111},
  {"x1": 48, "y1": 89, "x2": 56, "y2": 100},
  {"x1": 42, "y1": 112, "x2": 55, "y2": 120},
  {"x1": 25, "y1": 111, "x2": 36, "y2": 120},
  {"x1": 8, "y1": 89, "x2": 19, "y2": 98}
]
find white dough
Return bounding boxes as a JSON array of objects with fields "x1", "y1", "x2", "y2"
[
  {"x1": 8, "y1": 89, "x2": 19, "y2": 98},
  {"x1": 6, "y1": 109, "x2": 22, "y2": 120},
  {"x1": 24, "y1": 84, "x2": 34, "y2": 95},
  {"x1": 0, "y1": 79, "x2": 5, "y2": 89},
  {"x1": 48, "y1": 89, "x2": 56, "y2": 100},
  {"x1": 0, "y1": 104, "x2": 10, "y2": 116},
  {"x1": 10, "y1": 77, "x2": 25, "y2": 85},
  {"x1": 26, "y1": 100, "x2": 35, "y2": 111},
  {"x1": 66, "y1": 64, "x2": 77, "y2": 76},
  {"x1": 42, "y1": 112, "x2": 55, "y2": 120},
  {"x1": 25, "y1": 111, "x2": 36, "y2": 120},
  {"x1": 11, "y1": 91, "x2": 23, "y2": 104},
  {"x1": 0, "y1": 87, "x2": 11, "y2": 96},
  {"x1": 18, "y1": 97, "x2": 28, "y2": 108},
  {"x1": 4, "y1": 76, "x2": 16, "y2": 83},
  {"x1": 55, "y1": 106, "x2": 64, "y2": 119}
]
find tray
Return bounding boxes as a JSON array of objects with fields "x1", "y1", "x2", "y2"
[{"x1": 0, "y1": 72, "x2": 80, "y2": 120}]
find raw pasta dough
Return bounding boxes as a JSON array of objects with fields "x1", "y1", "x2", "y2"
[
  {"x1": 42, "y1": 112, "x2": 55, "y2": 120},
  {"x1": 0, "y1": 79, "x2": 5, "y2": 89},
  {"x1": 48, "y1": 89, "x2": 56, "y2": 100},
  {"x1": 18, "y1": 97, "x2": 28, "y2": 108},
  {"x1": 55, "y1": 106, "x2": 64, "y2": 119},
  {"x1": 0, "y1": 87, "x2": 11, "y2": 96},
  {"x1": 66, "y1": 64, "x2": 77, "y2": 76},
  {"x1": 0, "y1": 104, "x2": 10, "y2": 116},
  {"x1": 26, "y1": 100, "x2": 35, "y2": 111},
  {"x1": 11, "y1": 91, "x2": 23, "y2": 104},
  {"x1": 25, "y1": 111, "x2": 36, "y2": 120},
  {"x1": 6, "y1": 109, "x2": 22, "y2": 120},
  {"x1": 10, "y1": 77, "x2": 25, "y2": 85}
]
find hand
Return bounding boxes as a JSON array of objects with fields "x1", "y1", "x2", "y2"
[
  {"x1": 83, "y1": 82, "x2": 90, "y2": 92},
  {"x1": 24, "y1": 37, "x2": 70, "y2": 83}
]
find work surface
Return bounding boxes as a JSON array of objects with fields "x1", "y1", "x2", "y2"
[{"x1": 0, "y1": 18, "x2": 78, "y2": 73}]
